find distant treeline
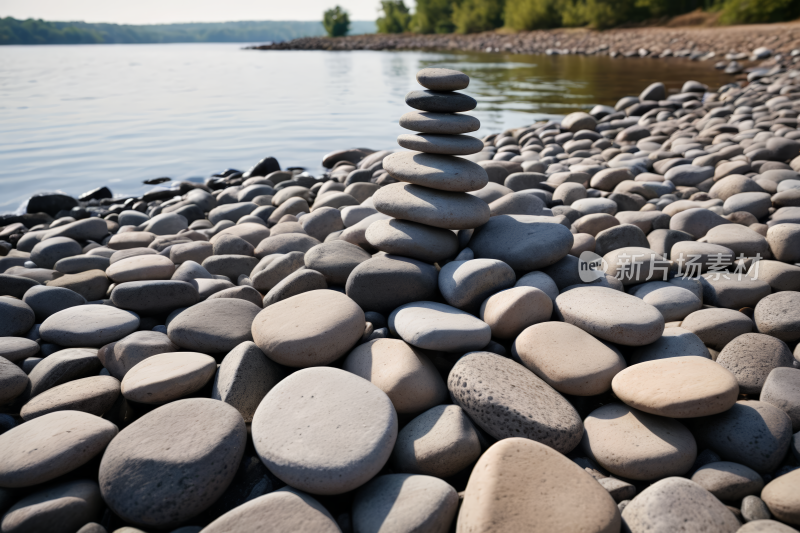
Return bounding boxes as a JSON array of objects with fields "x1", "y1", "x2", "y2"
[
  {"x1": 378, "y1": 0, "x2": 800, "y2": 33},
  {"x1": 0, "y1": 18, "x2": 377, "y2": 45}
]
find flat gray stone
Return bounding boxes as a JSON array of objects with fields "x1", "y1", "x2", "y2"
[
  {"x1": 691, "y1": 400, "x2": 793, "y2": 474},
  {"x1": 416, "y1": 67, "x2": 469, "y2": 91},
  {"x1": 23, "y1": 285, "x2": 87, "y2": 322},
  {"x1": 40, "y1": 306, "x2": 139, "y2": 347},
  {"x1": 252, "y1": 367, "x2": 397, "y2": 495},
  {"x1": 28, "y1": 347, "x2": 103, "y2": 397},
  {"x1": 555, "y1": 286, "x2": 665, "y2": 346},
  {"x1": 373, "y1": 182, "x2": 490, "y2": 230},
  {"x1": 207, "y1": 285, "x2": 264, "y2": 307},
  {"x1": 169, "y1": 293, "x2": 258, "y2": 349},
  {"x1": 99, "y1": 398, "x2": 246, "y2": 528},
  {"x1": 263, "y1": 269, "x2": 327, "y2": 307},
  {"x1": 0, "y1": 337, "x2": 39, "y2": 363},
  {"x1": 691, "y1": 461, "x2": 764, "y2": 502},
  {"x1": 628, "y1": 327, "x2": 710, "y2": 364},
  {"x1": 0, "y1": 298, "x2": 35, "y2": 337},
  {"x1": 346, "y1": 254, "x2": 438, "y2": 315},
  {"x1": 389, "y1": 301, "x2": 490, "y2": 353},
  {"x1": 0, "y1": 479, "x2": 102, "y2": 533},
  {"x1": 405, "y1": 90, "x2": 476, "y2": 113},
  {"x1": 30, "y1": 237, "x2": 82, "y2": 269},
  {"x1": 621, "y1": 477, "x2": 740, "y2": 533},
  {"x1": 304, "y1": 240, "x2": 370, "y2": 286},
  {"x1": 99, "y1": 330, "x2": 178, "y2": 380},
  {"x1": 365, "y1": 218, "x2": 459, "y2": 263},
  {"x1": 680, "y1": 308, "x2": 753, "y2": 350},
  {"x1": 669, "y1": 208, "x2": 730, "y2": 238},
  {"x1": 250, "y1": 252, "x2": 304, "y2": 292},
  {"x1": 253, "y1": 233, "x2": 320, "y2": 259},
  {"x1": 121, "y1": 351, "x2": 216, "y2": 404},
  {"x1": 470, "y1": 214, "x2": 574, "y2": 271},
  {"x1": 110, "y1": 280, "x2": 199, "y2": 314},
  {"x1": 0, "y1": 410, "x2": 117, "y2": 487},
  {"x1": 397, "y1": 133, "x2": 484, "y2": 156},
  {"x1": 399, "y1": 110, "x2": 479, "y2": 135},
  {"x1": 760, "y1": 368, "x2": 800, "y2": 432},
  {"x1": 391, "y1": 404, "x2": 481, "y2": 478},
  {"x1": 352, "y1": 474, "x2": 458, "y2": 533},
  {"x1": 0, "y1": 357, "x2": 28, "y2": 405},
  {"x1": 438, "y1": 258, "x2": 515, "y2": 313},
  {"x1": 21, "y1": 375, "x2": 120, "y2": 421},
  {"x1": 252, "y1": 289, "x2": 364, "y2": 367},
  {"x1": 212, "y1": 341, "x2": 282, "y2": 423},
  {"x1": 447, "y1": 351, "x2": 583, "y2": 453}
]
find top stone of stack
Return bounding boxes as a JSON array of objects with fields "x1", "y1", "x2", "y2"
[{"x1": 416, "y1": 67, "x2": 470, "y2": 91}]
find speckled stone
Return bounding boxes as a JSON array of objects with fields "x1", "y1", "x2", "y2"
[
  {"x1": 447, "y1": 351, "x2": 583, "y2": 454},
  {"x1": 582, "y1": 403, "x2": 697, "y2": 480},
  {"x1": 754, "y1": 292, "x2": 800, "y2": 343},
  {"x1": 762, "y1": 468, "x2": 800, "y2": 527},
  {"x1": 457, "y1": 438, "x2": 620, "y2": 533},
  {"x1": 680, "y1": 308, "x2": 753, "y2": 350},
  {"x1": 167, "y1": 298, "x2": 261, "y2": 354},
  {"x1": 691, "y1": 461, "x2": 764, "y2": 502},
  {"x1": 121, "y1": 352, "x2": 217, "y2": 404},
  {"x1": 0, "y1": 337, "x2": 39, "y2": 363},
  {"x1": 621, "y1": 477, "x2": 740, "y2": 533},
  {"x1": 0, "y1": 479, "x2": 103, "y2": 533},
  {"x1": 628, "y1": 327, "x2": 710, "y2": 364},
  {"x1": 716, "y1": 333, "x2": 795, "y2": 395},
  {"x1": 40, "y1": 305, "x2": 139, "y2": 348},
  {"x1": 21, "y1": 375, "x2": 120, "y2": 421},
  {"x1": 212, "y1": 341, "x2": 282, "y2": 423},
  {"x1": 760, "y1": 368, "x2": 800, "y2": 432}
]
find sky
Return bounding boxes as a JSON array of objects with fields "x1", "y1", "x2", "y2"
[{"x1": 0, "y1": 0, "x2": 400, "y2": 23}]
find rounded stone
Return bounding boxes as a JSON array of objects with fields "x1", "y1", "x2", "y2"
[
  {"x1": 201, "y1": 490, "x2": 340, "y2": 533},
  {"x1": 0, "y1": 299, "x2": 35, "y2": 337},
  {"x1": 0, "y1": 337, "x2": 39, "y2": 363},
  {"x1": 344, "y1": 338, "x2": 447, "y2": 415},
  {"x1": 680, "y1": 308, "x2": 753, "y2": 350},
  {"x1": 372, "y1": 182, "x2": 490, "y2": 230},
  {"x1": 469, "y1": 214, "x2": 574, "y2": 271},
  {"x1": 30, "y1": 237, "x2": 82, "y2": 269},
  {"x1": 755, "y1": 292, "x2": 800, "y2": 343},
  {"x1": 100, "y1": 330, "x2": 178, "y2": 380},
  {"x1": 262, "y1": 269, "x2": 328, "y2": 307},
  {"x1": 716, "y1": 333, "x2": 794, "y2": 395},
  {"x1": 458, "y1": 438, "x2": 620, "y2": 533},
  {"x1": 628, "y1": 327, "x2": 710, "y2": 364},
  {"x1": 767, "y1": 223, "x2": 800, "y2": 263},
  {"x1": 480, "y1": 286, "x2": 553, "y2": 339},
  {"x1": 512, "y1": 322, "x2": 626, "y2": 396},
  {"x1": 691, "y1": 400, "x2": 793, "y2": 474},
  {"x1": 397, "y1": 133, "x2": 484, "y2": 156},
  {"x1": 405, "y1": 90, "x2": 477, "y2": 113},
  {"x1": 345, "y1": 254, "x2": 438, "y2": 315},
  {"x1": 389, "y1": 301, "x2": 491, "y2": 353},
  {"x1": 399, "y1": 110, "x2": 479, "y2": 135},
  {"x1": 304, "y1": 240, "x2": 371, "y2": 286},
  {"x1": 21, "y1": 375, "x2": 120, "y2": 421},
  {"x1": 691, "y1": 461, "x2": 764, "y2": 502},
  {"x1": 612, "y1": 356, "x2": 739, "y2": 418},
  {"x1": 438, "y1": 258, "x2": 515, "y2": 313},
  {"x1": 0, "y1": 357, "x2": 27, "y2": 405},
  {"x1": 252, "y1": 289, "x2": 364, "y2": 367},
  {"x1": 110, "y1": 280, "x2": 199, "y2": 314},
  {"x1": 761, "y1": 368, "x2": 800, "y2": 432},
  {"x1": 416, "y1": 67, "x2": 469, "y2": 91},
  {"x1": 737, "y1": 520, "x2": 798, "y2": 532},
  {"x1": 99, "y1": 398, "x2": 247, "y2": 528},
  {"x1": 0, "y1": 411, "x2": 118, "y2": 488},
  {"x1": 391, "y1": 404, "x2": 481, "y2": 478},
  {"x1": 212, "y1": 341, "x2": 282, "y2": 423},
  {"x1": 365, "y1": 218, "x2": 458, "y2": 263},
  {"x1": 167, "y1": 298, "x2": 261, "y2": 354},
  {"x1": 555, "y1": 286, "x2": 665, "y2": 346},
  {"x1": 621, "y1": 477, "x2": 740, "y2": 533},
  {"x1": 253, "y1": 233, "x2": 320, "y2": 258},
  {"x1": 762, "y1": 468, "x2": 800, "y2": 527},
  {"x1": 106, "y1": 254, "x2": 175, "y2": 283},
  {"x1": 121, "y1": 352, "x2": 216, "y2": 404},
  {"x1": 27, "y1": 347, "x2": 101, "y2": 397},
  {"x1": 353, "y1": 474, "x2": 458, "y2": 533},
  {"x1": 636, "y1": 285, "x2": 702, "y2": 322},
  {"x1": 0, "y1": 479, "x2": 102, "y2": 533},
  {"x1": 582, "y1": 403, "x2": 697, "y2": 480},
  {"x1": 252, "y1": 367, "x2": 397, "y2": 495},
  {"x1": 447, "y1": 351, "x2": 583, "y2": 453},
  {"x1": 40, "y1": 306, "x2": 139, "y2": 347},
  {"x1": 45, "y1": 269, "x2": 109, "y2": 301},
  {"x1": 22, "y1": 285, "x2": 87, "y2": 322}
]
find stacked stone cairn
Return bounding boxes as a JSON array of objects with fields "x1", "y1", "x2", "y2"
[{"x1": 4, "y1": 66, "x2": 800, "y2": 533}]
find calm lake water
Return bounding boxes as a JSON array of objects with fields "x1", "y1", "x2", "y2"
[{"x1": 0, "y1": 43, "x2": 733, "y2": 212}]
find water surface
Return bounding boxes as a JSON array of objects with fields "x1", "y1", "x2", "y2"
[{"x1": 0, "y1": 44, "x2": 732, "y2": 212}]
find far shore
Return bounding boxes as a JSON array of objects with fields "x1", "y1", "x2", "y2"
[{"x1": 250, "y1": 21, "x2": 800, "y2": 74}]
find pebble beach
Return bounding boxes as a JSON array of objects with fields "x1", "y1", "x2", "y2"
[{"x1": 1, "y1": 63, "x2": 800, "y2": 533}]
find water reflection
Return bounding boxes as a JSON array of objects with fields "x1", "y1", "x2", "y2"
[{"x1": 0, "y1": 44, "x2": 731, "y2": 212}]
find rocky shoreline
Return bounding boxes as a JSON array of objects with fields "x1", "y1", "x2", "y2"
[
  {"x1": 1, "y1": 64, "x2": 800, "y2": 533},
  {"x1": 251, "y1": 22, "x2": 800, "y2": 76}
]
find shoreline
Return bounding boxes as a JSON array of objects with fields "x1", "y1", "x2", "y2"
[{"x1": 250, "y1": 21, "x2": 800, "y2": 75}]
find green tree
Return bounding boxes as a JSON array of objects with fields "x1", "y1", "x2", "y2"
[
  {"x1": 719, "y1": 0, "x2": 800, "y2": 23},
  {"x1": 377, "y1": 0, "x2": 412, "y2": 33},
  {"x1": 323, "y1": 5, "x2": 350, "y2": 37},
  {"x1": 452, "y1": 0, "x2": 505, "y2": 33},
  {"x1": 504, "y1": 0, "x2": 562, "y2": 30},
  {"x1": 411, "y1": 0, "x2": 460, "y2": 33}
]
